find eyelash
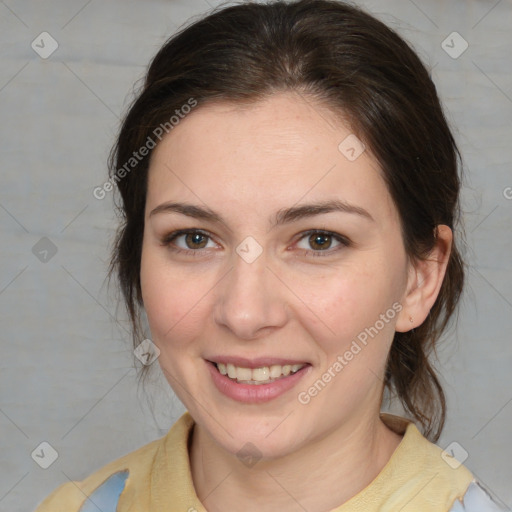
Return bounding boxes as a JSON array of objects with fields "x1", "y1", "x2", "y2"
[{"x1": 159, "y1": 229, "x2": 350, "y2": 258}]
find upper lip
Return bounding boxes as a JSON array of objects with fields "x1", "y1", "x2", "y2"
[{"x1": 206, "y1": 356, "x2": 310, "y2": 369}]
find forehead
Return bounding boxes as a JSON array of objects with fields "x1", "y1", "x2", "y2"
[{"x1": 145, "y1": 92, "x2": 397, "y2": 226}]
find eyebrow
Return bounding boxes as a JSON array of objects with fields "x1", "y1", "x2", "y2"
[{"x1": 149, "y1": 199, "x2": 374, "y2": 227}]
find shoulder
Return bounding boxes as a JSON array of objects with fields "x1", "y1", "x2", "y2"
[
  {"x1": 381, "y1": 414, "x2": 474, "y2": 487},
  {"x1": 34, "y1": 412, "x2": 196, "y2": 512},
  {"x1": 377, "y1": 414, "x2": 504, "y2": 511},
  {"x1": 370, "y1": 414, "x2": 470, "y2": 510},
  {"x1": 33, "y1": 436, "x2": 162, "y2": 512},
  {"x1": 448, "y1": 481, "x2": 507, "y2": 512}
]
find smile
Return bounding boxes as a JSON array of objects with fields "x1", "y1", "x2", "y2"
[
  {"x1": 206, "y1": 359, "x2": 311, "y2": 403},
  {"x1": 215, "y1": 362, "x2": 306, "y2": 384}
]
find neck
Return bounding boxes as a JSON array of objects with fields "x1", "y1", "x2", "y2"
[{"x1": 189, "y1": 410, "x2": 403, "y2": 512}]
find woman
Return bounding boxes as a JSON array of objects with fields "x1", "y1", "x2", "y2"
[{"x1": 35, "y1": 1, "x2": 504, "y2": 510}]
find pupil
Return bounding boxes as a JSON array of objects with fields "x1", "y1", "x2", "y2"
[
  {"x1": 186, "y1": 233, "x2": 207, "y2": 249},
  {"x1": 310, "y1": 233, "x2": 331, "y2": 250}
]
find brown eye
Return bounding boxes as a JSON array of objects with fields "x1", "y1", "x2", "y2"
[
  {"x1": 184, "y1": 232, "x2": 209, "y2": 249},
  {"x1": 161, "y1": 230, "x2": 216, "y2": 252},
  {"x1": 295, "y1": 230, "x2": 350, "y2": 256},
  {"x1": 308, "y1": 233, "x2": 333, "y2": 251}
]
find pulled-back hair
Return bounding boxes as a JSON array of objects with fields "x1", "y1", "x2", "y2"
[{"x1": 108, "y1": 0, "x2": 464, "y2": 441}]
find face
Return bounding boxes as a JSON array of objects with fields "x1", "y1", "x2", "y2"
[{"x1": 140, "y1": 92, "x2": 411, "y2": 459}]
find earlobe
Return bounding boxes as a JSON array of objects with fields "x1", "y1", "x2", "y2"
[{"x1": 396, "y1": 225, "x2": 453, "y2": 332}]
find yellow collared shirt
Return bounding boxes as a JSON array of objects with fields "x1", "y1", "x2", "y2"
[{"x1": 35, "y1": 412, "x2": 483, "y2": 512}]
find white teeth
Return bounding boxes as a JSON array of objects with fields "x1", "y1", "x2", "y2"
[
  {"x1": 227, "y1": 363, "x2": 237, "y2": 379},
  {"x1": 236, "y1": 367, "x2": 252, "y2": 381},
  {"x1": 215, "y1": 362, "x2": 306, "y2": 384},
  {"x1": 252, "y1": 367, "x2": 269, "y2": 381},
  {"x1": 269, "y1": 365, "x2": 282, "y2": 378}
]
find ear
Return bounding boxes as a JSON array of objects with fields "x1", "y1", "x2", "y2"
[{"x1": 395, "y1": 225, "x2": 453, "y2": 332}]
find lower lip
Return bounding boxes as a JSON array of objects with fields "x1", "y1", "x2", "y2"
[{"x1": 206, "y1": 360, "x2": 311, "y2": 404}]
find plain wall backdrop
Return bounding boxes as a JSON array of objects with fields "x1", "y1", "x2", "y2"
[{"x1": 0, "y1": 0, "x2": 511, "y2": 510}]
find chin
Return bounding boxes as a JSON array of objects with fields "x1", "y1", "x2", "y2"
[{"x1": 199, "y1": 408, "x2": 311, "y2": 461}]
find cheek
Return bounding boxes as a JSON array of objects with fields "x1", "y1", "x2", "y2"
[
  {"x1": 140, "y1": 250, "x2": 213, "y2": 350},
  {"x1": 289, "y1": 260, "x2": 401, "y2": 349},
  {"x1": 293, "y1": 265, "x2": 402, "y2": 410}
]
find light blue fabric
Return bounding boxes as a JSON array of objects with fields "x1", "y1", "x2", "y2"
[
  {"x1": 78, "y1": 470, "x2": 129, "y2": 512},
  {"x1": 449, "y1": 481, "x2": 505, "y2": 512}
]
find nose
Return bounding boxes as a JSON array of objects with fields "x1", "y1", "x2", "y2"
[{"x1": 213, "y1": 246, "x2": 289, "y2": 340}]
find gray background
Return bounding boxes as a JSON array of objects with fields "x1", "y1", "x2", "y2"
[{"x1": 0, "y1": 0, "x2": 511, "y2": 510}]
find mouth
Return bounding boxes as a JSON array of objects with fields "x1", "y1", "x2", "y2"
[
  {"x1": 211, "y1": 361, "x2": 307, "y2": 385},
  {"x1": 205, "y1": 358, "x2": 311, "y2": 403}
]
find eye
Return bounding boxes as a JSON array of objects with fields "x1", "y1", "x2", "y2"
[
  {"x1": 160, "y1": 228, "x2": 349, "y2": 257},
  {"x1": 294, "y1": 230, "x2": 349, "y2": 256},
  {"x1": 161, "y1": 229, "x2": 218, "y2": 253}
]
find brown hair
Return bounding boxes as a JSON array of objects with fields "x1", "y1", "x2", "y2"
[{"x1": 108, "y1": 0, "x2": 464, "y2": 441}]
